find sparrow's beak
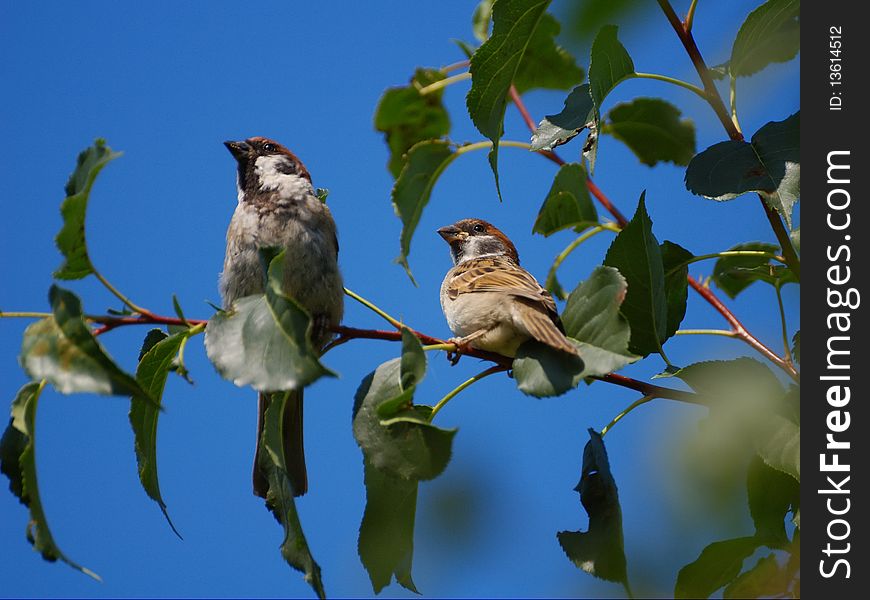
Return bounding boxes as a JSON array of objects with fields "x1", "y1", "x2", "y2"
[
  {"x1": 224, "y1": 140, "x2": 251, "y2": 161},
  {"x1": 437, "y1": 225, "x2": 462, "y2": 243}
]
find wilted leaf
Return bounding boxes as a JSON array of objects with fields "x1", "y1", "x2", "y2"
[
  {"x1": 467, "y1": 0, "x2": 552, "y2": 198},
  {"x1": 204, "y1": 250, "x2": 335, "y2": 392},
  {"x1": 675, "y1": 537, "x2": 758, "y2": 599},
  {"x1": 603, "y1": 193, "x2": 669, "y2": 356},
  {"x1": 558, "y1": 429, "x2": 629, "y2": 587},
  {"x1": 20, "y1": 286, "x2": 156, "y2": 407},
  {"x1": 712, "y1": 242, "x2": 780, "y2": 298},
  {"x1": 730, "y1": 0, "x2": 800, "y2": 77},
  {"x1": 561, "y1": 266, "x2": 639, "y2": 377},
  {"x1": 259, "y1": 392, "x2": 325, "y2": 599},
  {"x1": 532, "y1": 163, "x2": 598, "y2": 236},
  {"x1": 661, "y1": 241, "x2": 692, "y2": 339},
  {"x1": 603, "y1": 98, "x2": 696, "y2": 166},
  {"x1": 0, "y1": 382, "x2": 101, "y2": 580},
  {"x1": 685, "y1": 112, "x2": 800, "y2": 228},
  {"x1": 374, "y1": 69, "x2": 451, "y2": 177},
  {"x1": 130, "y1": 329, "x2": 184, "y2": 538},
  {"x1": 54, "y1": 139, "x2": 122, "y2": 280},
  {"x1": 530, "y1": 84, "x2": 595, "y2": 151},
  {"x1": 588, "y1": 25, "x2": 635, "y2": 111},
  {"x1": 391, "y1": 140, "x2": 458, "y2": 282},
  {"x1": 513, "y1": 13, "x2": 585, "y2": 94}
]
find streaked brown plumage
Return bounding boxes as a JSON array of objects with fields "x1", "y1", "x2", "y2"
[{"x1": 438, "y1": 219, "x2": 578, "y2": 357}]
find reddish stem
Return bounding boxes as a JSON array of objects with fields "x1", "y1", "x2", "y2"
[
  {"x1": 655, "y1": 0, "x2": 800, "y2": 280},
  {"x1": 509, "y1": 76, "x2": 798, "y2": 381}
]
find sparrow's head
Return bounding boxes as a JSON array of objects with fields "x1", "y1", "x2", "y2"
[
  {"x1": 224, "y1": 137, "x2": 311, "y2": 200},
  {"x1": 437, "y1": 218, "x2": 520, "y2": 265}
]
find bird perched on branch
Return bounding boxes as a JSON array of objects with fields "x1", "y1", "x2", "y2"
[
  {"x1": 220, "y1": 136, "x2": 344, "y2": 498},
  {"x1": 437, "y1": 218, "x2": 578, "y2": 359}
]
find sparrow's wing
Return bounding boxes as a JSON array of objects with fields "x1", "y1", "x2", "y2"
[{"x1": 447, "y1": 257, "x2": 559, "y2": 316}]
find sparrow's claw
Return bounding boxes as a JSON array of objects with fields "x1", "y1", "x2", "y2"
[{"x1": 446, "y1": 337, "x2": 471, "y2": 366}]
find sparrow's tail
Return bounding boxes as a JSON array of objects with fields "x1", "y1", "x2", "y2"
[{"x1": 253, "y1": 389, "x2": 308, "y2": 498}]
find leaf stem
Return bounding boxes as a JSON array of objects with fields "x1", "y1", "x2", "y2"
[
  {"x1": 428, "y1": 365, "x2": 508, "y2": 422},
  {"x1": 422, "y1": 343, "x2": 457, "y2": 352},
  {"x1": 546, "y1": 225, "x2": 617, "y2": 292},
  {"x1": 0, "y1": 311, "x2": 53, "y2": 319},
  {"x1": 684, "y1": 0, "x2": 699, "y2": 32},
  {"x1": 775, "y1": 284, "x2": 795, "y2": 368},
  {"x1": 417, "y1": 71, "x2": 471, "y2": 95},
  {"x1": 441, "y1": 59, "x2": 470, "y2": 74},
  {"x1": 343, "y1": 287, "x2": 405, "y2": 330},
  {"x1": 601, "y1": 395, "x2": 654, "y2": 437},
  {"x1": 93, "y1": 270, "x2": 153, "y2": 317},
  {"x1": 633, "y1": 72, "x2": 707, "y2": 100},
  {"x1": 664, "y1": 250, "x2": 785, "y2": 277},
  {"x1": 729, "y1": 75, "x2": 743, "y2": 134},
  {"x1": 675, "y1": 328, "x2": 738, "y2": 338}
]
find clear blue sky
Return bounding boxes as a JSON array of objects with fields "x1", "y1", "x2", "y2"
[{"x1": 1, "y1": 1, "x2": 798, "y2": 597}]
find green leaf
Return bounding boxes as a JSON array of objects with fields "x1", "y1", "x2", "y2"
[
  {"x1": 558, "y1": 429, "x2": 629, "y2": 587},
  {"x1": 467, "y1": 0, "x2": 552, "y2": 198},
  {"x1": 603, "y1": 98, "x2": 696, "y2": 166},
  {"x1": 685, "y1": 112, "x2": 800, "y2": 228},
  {"x1": 20, "y1": 286, "x2": 157, "y2": 406},
  {"x1": 259, "y1": 392, "x2": 325, "y2": 599},
  {"x1": 756, "y1": 413, "x2": 800, "y2": 481},
  {"x1": 130, "y1": 329, "x2": 184, "y2": 539},
  {"x1": 314, "y1": 187, "x2": 329, "y2": 203},
  {"x1": 376, "y1": 329, "x2": 427, "y2": 419},
  {"x1": 675, "y1": 537, "x2": 759, "y2": 599},
  {"x1": 588, "y1": 25, "x2": 635, "y2": 111},
  {"x1": 712, "y1": 242, "x2": 780, "y2": 298},
  {"x1": 603, "y1": 193, "x2": 668, "y2": 356},
  {"x1": 513, "y1": 13, "x2": 585, "y2": 94},
  {"x1": 532, "y1": 163, "x2": 598, "y2": 236},
  {"x1": 204, "y1": 250, "x2": 335, "y2": 391},
  {"x1": 530, "y1": 84, "x2": 595, "y2": 152},
  {"x1": 791, "y1": 330, "x2": 800, "y2": 365},
  {"x1": 730, "y1": 0, "x2": 800, "y2": 78},
  {"x1": 358, "y1": 459, "x2": 419, "y2": 594},
  {"x1": 512, "y1": 339, "x2": 586, "y2": 398},
  {"x1": 374, "y1": 69, "x2": 451, "y2": 178},
  {"x1": 561, "y1": 266, "x2": 640, "y2": 377},
  {"x1": 353, "y1": 358, "x2": 455, "y2": 481},
  {"x1": 391, "y1": 140, "x2": 458, "y2": 282},
  {"x1": 0, "y1": 382, "x2": 101, "y2": 580},
  {"x1": 661, "y1": 241, "x2": 693, "y2": 339},
  {"x1": 724, "y1": 554, "x2": 791, "y2": 599},
  {"x1": 472, "y1": 0, "x2": 494, "y2": 42},
  {"x1": 746, "y1": 457, "x2": 799, "y2": 547},
  {"x1": 353, "y1": 345, "x2": 453, "y2": 594},
  {"x1": 675, "y1": 358, "x2": 799, "y2": 481},
  {"x1": 54, "y1": 139, "x2": 122, "y2": 280}
]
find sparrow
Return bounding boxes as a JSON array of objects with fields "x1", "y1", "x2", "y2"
[
  {"x1": 219, "y1": 136, "x2": 344, "y2": 498},
  {"x1": 437, "y1": 218, "x2": 578, "y2": 358}
]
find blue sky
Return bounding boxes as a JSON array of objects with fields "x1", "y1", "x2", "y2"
[{"x1": 1, "y1": 1, "x2": 798, "y2": 597}]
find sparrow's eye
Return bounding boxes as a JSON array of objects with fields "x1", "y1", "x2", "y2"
[
  {"x1": 262, "y1": 143, "x2": 277, "y2": 152},
  {"x1": 472, "y1": 223, "x2": 486, "y2": 233}
]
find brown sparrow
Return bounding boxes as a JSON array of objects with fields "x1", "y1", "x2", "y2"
[
  {"x1": 438, "y1": 219, "x2": 578, "y2": 358},
  {"x1": 220, "y1": 136, "x2": 344, "y2": 497}
]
